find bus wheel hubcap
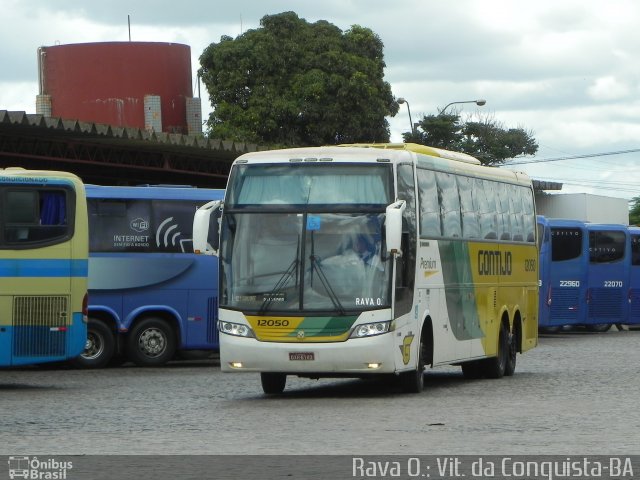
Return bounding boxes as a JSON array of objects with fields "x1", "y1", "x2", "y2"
[
  {"x1": 83, "y1": 333, "x2": 103, "y2": 359},
  {"x1": 139, "y1": 329, "x2": 165, "y2": 357}
]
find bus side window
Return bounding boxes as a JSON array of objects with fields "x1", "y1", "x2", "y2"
[
  {"x1": 477, "y1": 179, "x2": 498, "y2": 240},
  {"x1": 417, "y1": 168, "x2": 440, "y2": 237},
  {"x1": 436, "y1": 171, "x2": 461, "y2": 238}
]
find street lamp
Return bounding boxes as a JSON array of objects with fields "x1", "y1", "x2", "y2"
[
  {"x1": 440, "y1": 99, "x2": 486, "y2": 115},
  {"x1": 397, "y1": 97, "x2": 415, "y2": 135}
]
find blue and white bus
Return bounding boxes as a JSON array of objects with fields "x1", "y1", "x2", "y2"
[{"x1": 75, "y1": 185, "x2": 224, "y2": 368}]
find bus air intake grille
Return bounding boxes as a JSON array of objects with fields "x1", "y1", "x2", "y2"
[
  {"x1": 207, "y1": 296, "x2": 219, "y2": 344},
  {"x1": 588, "y1": 288, "x2": 623, "y2": 320},
  {"x1": 550, "y1": 288, "x2": 580, "y2": 322},
  {"x1": 12, "y1": 296, "x2": 68, "y2": 357}
]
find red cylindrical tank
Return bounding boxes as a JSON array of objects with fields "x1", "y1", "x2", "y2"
[{"x1": 39, "y1": 42, "x2": 193, "y2": 133}]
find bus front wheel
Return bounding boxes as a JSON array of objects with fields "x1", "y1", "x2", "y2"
[
  {"x1": 261, "y1": 373, "x2": 286, "y2": 394},
  {"x1": 399, "y1": 338, "x2": 425, "y2": 393},
  {"x1": 72, "y1": 318, "x2": 115, "y2": 369},
  {"x1": 127, "y1": 317, "x2": 176, "y2": 367}
]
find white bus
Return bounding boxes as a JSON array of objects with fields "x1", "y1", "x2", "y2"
[{"x1": 193, "y1": 144, "x2": 538, "y2": 394}]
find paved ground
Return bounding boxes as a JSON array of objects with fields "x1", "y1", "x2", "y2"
[{"x1": 1, "y1": 328, "x2": 639, "y2": 456}]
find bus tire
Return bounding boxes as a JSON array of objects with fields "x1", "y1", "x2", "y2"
[
  {"x1": 484, "y1": 324, "x2": 508, "y2": 379},
  {"x1": 539, "y1": 326, "x2": 562, "y2": 334},
  {"x1": 261, "y1": 373, "x2": 286, "y2": 394},
  {"x1": 461, "y1": 360, "x2": 485, "y2": 379},
  {"x1": 586, "y1": 324, "x2": 611, "y2": 332},
  {"x1": 504, "y1": 328, "x2": 517, "y2": 377},
  {"x1": 399, "y1": 338, "x2": 425, "y2": 393},
  {"x1": 127, "y1": 317, "x2": 176, "y2": 367},
  {"x1": 71, "y1": 318, "x2": 115, "y2": 369}
]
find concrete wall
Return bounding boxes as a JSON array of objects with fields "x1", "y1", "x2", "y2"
[{"x1": 535, "y1": 193, "x2": 629, "y2": 224}]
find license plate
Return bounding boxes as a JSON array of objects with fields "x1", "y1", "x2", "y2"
[{"x1": 289, "y1": 352, "x2": 314, "y2": 361}]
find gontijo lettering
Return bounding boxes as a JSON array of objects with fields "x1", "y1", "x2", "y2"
[{"x1": 478, "y1": 250, "x2": 512, "y2": 276}]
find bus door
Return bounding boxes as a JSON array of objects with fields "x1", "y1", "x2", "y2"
[
  {"x1": 627, "y1": 228, "x2": 640, "y2": 325},
  {"x1": 586, "y1": 226, "x2": 629, "y2": 326},
  {"x1": 547, "y1": 220, "x2": 588, "y2": 327}
]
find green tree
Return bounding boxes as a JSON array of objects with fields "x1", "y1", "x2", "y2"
[
  {"x1": 199, "y1": 11, "x2": 398, "y2": 146},
  {"x1": 629, "y1": 196, "x2": 640, "y2": 225},
  {"x1": 402, "y1": 111, "x2": 538, "y2": 166}
]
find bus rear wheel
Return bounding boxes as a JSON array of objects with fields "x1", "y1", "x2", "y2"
[
  {"x1": 484, "y1": 324, "x2": 508, "y2": 379},
  {"x1": 504, "y1": 328, "x2": 517, "y2": 377},
  {"x1": 586, "y1": 324, "x2": 611, "y2": 332},
  {"x1": 261, "y1": 373, "x2": 286, "y2": 394},
  {"x1": 461, "y1": 360, "x2": 485, "y2": 379},
  {"x1": 127, "y1": 317, "x2": 176, "y2": 367},
  {"x1": 72, "y1": 318, "x2": 115, "y2": 369}
]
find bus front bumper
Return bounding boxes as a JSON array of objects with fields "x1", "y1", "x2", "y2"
[{"x1": 219, "y1": 332, "x2": 398, "y2": 375}]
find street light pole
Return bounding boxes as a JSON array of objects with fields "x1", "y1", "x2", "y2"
[
  {"x1": 397, "y1": 97, "x2": 414, "y2": 135},
  {"x1": 440, "y1": 99, "x2": 486, "y2": 115}
]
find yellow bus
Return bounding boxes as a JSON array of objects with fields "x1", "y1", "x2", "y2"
[
  {"x1": 193, "y1": 144, "x2": 538, "y2": 393},
  {"x1": 0, "y1": 168, "x2": 88, "y2": 366}
]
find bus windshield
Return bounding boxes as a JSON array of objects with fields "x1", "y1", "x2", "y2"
[
  {"x1": 226, "y1": 163, "x2": 392, "y2": 208},
  {"x1": 221, "y1": 212, "x2": 391, "y2": 313},
  {"x1": 221, "y1": 163, "x2": 393, "y2": 313}
]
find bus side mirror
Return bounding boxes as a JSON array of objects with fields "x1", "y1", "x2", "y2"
[
  {"x1": 193, "y1": 200, "x2": 221, "y2": 256},
  {"x1": 385, "y1": 200, "x2": 406, "y2": 256}
]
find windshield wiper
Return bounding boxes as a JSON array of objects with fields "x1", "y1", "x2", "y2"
[
  {"x1": 309, "y1": 254, "x2": 346, "y2": 315},
  {"x1": 257, "y1": 258, "x2": 299, "y2": 315},
  {"x1": 258, "y1": 235, "x2": 301, "y2": 315}
]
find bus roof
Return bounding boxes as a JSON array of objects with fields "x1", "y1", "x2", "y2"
[
  {"x1": 234, "y1": 145, "x2": 531, "y2": 187},
  {"x1": 0, "y1": 167, "x2": 83, "y2": 181},
  {"x1": 339, "y1": 143, "x2": 481, "y2": 165}
]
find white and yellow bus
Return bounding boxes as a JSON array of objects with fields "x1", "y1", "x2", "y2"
[
  {"x1": 193, "y1": 144, "x2": 538, "y2": 393},
  {"x1": 0, "y1": 168, "x2": 88, "y2": 366}
]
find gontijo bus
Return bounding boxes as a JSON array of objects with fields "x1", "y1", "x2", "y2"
[
  {"x1": 193, "y1": 144, "x2": 538, "y2": 394},
  {"x1": 0, "y1": 168, "x2": 88, "y2": 367}
]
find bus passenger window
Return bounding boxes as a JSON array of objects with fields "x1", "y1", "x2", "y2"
[{"x1": 417, "y1": 168, "x2": 441, "y2": 237}]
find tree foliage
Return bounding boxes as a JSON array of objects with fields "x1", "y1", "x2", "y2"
[
  {"x1": 199, "y1": 11, "x2": 398, "y2": 146},
  {"x1": 403, "y1": 111, "x2": 538, "y2": 166},
  {"x1": 629, "y1": 196, "x2": 640, "y2": 225}
]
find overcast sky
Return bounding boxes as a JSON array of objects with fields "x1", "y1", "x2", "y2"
[{"x1": 2, "y1": 0, "x2": 639, "y2": 201}]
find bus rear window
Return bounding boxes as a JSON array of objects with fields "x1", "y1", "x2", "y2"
[
  {"x1": 551, "y1": 228, "x2": 582, "y2": 261},
  {"x1": 2, "y1": 188, "x2": 70, "y2": 245},
  {"x1": 589, "y1": 230, "x2": 626, "y2": 263}
]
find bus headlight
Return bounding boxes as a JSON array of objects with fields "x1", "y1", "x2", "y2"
[
  {"x1": 350, "y1": 321, "x2": 392, "y2": 338},
  {"x1": 218, "y1": 320, "x2": 255, "y2": 338}
]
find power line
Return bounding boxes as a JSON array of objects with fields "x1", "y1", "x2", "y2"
[{"x1": 505, "y1": 148, "x2": 640, "y2": 165}]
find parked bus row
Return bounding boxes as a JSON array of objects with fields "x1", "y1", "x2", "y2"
[
  {"x1": 0, "y1": 172, "x2": 225, "y2": 369},
  {"x1": 537, "y1": 216, "x2": 640, "y2": 332}
]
